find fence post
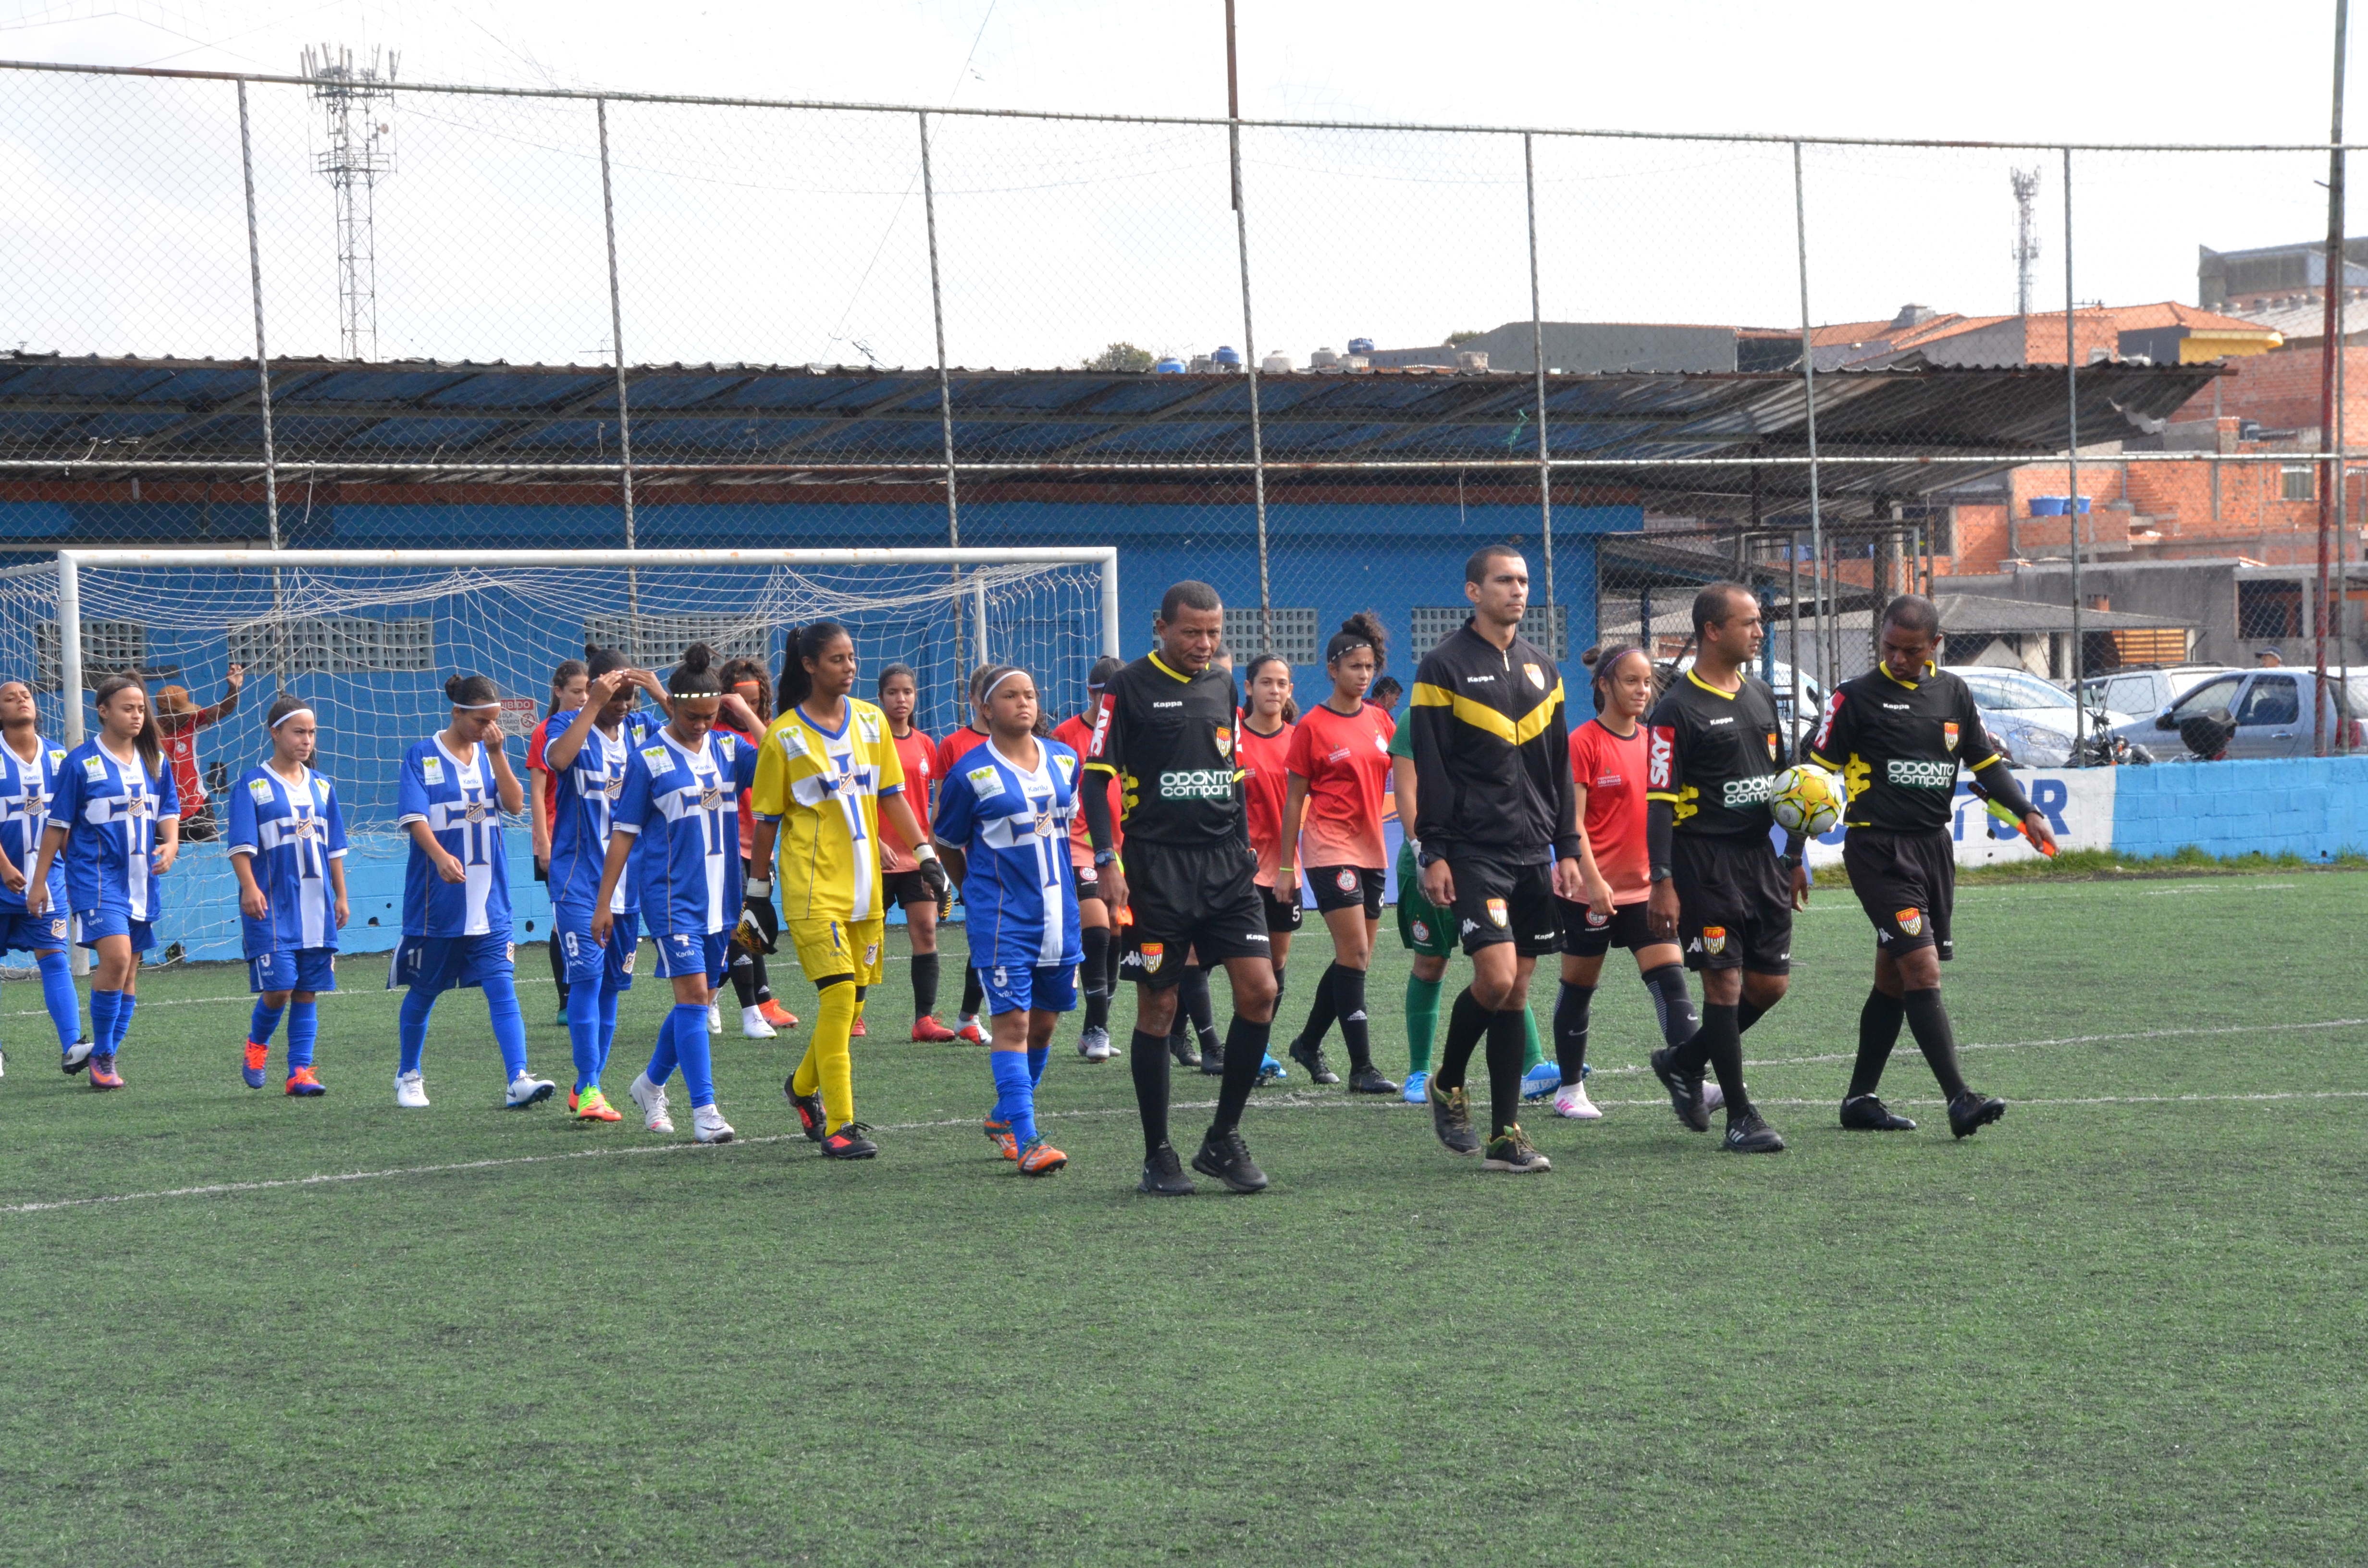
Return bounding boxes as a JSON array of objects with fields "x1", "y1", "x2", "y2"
[
  {"x1": 2062, "y1": 146, "x2": 2084, "y2": 748},
  {"x1": 1525, "y1": 132, "x2": 1557, "y2": 625},
  {"x1": 2315, "y1": 0, "x2": 2348, "y2": 755},
  {"x1": 236, "y1": 77, "x2": 289, "y2": 687},
  {"x1": 1226, "y1": 48, "x2": 1273, "y2": 658},
  {"x1": 1791, "y1": 141, "x2": 1828, "y2": 690},
  {"x1": 920, "y1": 110, "x2": 968, "y2": 683},
  {"x1": 55, "y1": 550, "x2": 87, "y2": 980},
  {"x1": 595, "y1": 98, "x2": 639, "y2": 623}
]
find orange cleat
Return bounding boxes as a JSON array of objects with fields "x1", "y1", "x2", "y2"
[
  {"x1": 566, "y1": 1088, "x2": 579, "y2": 1113},
  {"x1": 575, "y1": 1087, "x2": 625, "y2": 1123},
  {"x1": 984, "y1": 1115, "x2": 1017, "y2": 1160},
  {"x1": 284, "y1": 1066, "x2": 326, "y2": 1097},
  {"x1": 88, "y1": 1054, "x2": 123, "y2": 1090},
  {"x1": 1015, "y1": 1137, "x2": 1068, "y2": 1176},
  {"x1": 955, "y1": 1018, "x2": 987, "y2": 1045},
  {"x1": 911, "y1": 1015, "x2": 958, "y2": 1043},
  {"x1": 758, "y1": 999, "x2": 800, "y2": 1030},
  {"x1": 242, "y1": 1040, "x2": 270, "y2": 1089},
  {"x1": 849, "y1": 1015, "x2": 868, "y2": 1038}
]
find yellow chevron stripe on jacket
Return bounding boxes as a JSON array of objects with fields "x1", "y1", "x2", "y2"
[{"x1": 1410, "y1": 680, "x2": 1566, "y2": 747}]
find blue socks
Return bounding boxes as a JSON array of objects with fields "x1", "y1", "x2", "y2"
[
  {"x1": 109, "y1": 992, "x2": 134, "y2": 1053},
  {"x1": 992, "y1": 1048, "x2": 1038, "y2": 1147},
  {"x1": 397, "y1": 986, "x2": 437, "y2": 1076},
  {"x1": 87, "y1": 989, "x2": 119, "y2": 1059},
  {"x1": 286, "y1": 1001, "x2": 318, "y2": 1070},
  {"x1": 644, "y1": 1003, "x2": 680, "y2": 1087},
  {"x1": 1027, "y1": 1041, "x2": 1048, "y2": 1088},
  {"x1": 566, "y1": 981, "x2": 603, "y2": 1092},
  {"x1": 644, "y1": 1003, "x2": 715, "y2": 1108},
  {"x1": 248, "y1": 997, "x2": 285, "y2": 1047},
  {"x1": 484, "y1": 974, "x2": 529, "y2": 1080},
  {"x1": 36, "y1": 949, "x2": 80, "y2": 1051},
  {"x1": 597, "y1": 981, "x2": 621, "y2": 1077}
]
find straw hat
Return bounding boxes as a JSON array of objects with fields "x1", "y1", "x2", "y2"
[{"x1": 153, "y1": 684, "x2": 196, "y2": 717}]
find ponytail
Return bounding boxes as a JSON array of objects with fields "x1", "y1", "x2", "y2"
[
  {"x1": 545, "y1": 658, "x2": 587, "y2": 717},
  {"x1": 777, "y1": 622, "x2": 850, "y2": 713}
]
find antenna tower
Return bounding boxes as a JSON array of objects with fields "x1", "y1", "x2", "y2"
[
  {"x1": 2010, "y1": 165, "x2": 2043, "y2": 320},
  {"x1": 302, "y1": 44, "x2": 398, "y2": 360}
]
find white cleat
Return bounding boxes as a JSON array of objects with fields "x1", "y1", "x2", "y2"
[
  {"x1": 506, "y1": 1070, "x2": 556, "y2": 1109},
  {"x1": 629, "y1": 1071, "x2": 674, "y2": 1134},
  {"x1": 740, "y1": 1005, "x2": 777, "y2": 1040},
  {"x1": 707, "y1": 1004, "x2": 723, "y2": 1036},
  {"x1": 1703, "y1": 1079, "x2": 1727, "y2": 1113},
  {"x1": 692, "y1": 1103, "x2": 736, "y2": 1144},
  {"x1": 394, "y1": 1069, "x2": 431, "y2": 1109},
  {"x1": 1552, "y1": 1082, "x2": 1603, "y2": 1120},
  {"x1": 1078, "y1": 1025, "x2": 1112, "y2": 1062},
  {"x1": 62, "y1": 1039, "x2": 93, "y2": 1073}
]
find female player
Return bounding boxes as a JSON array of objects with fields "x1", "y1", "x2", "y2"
[
  {"x1": 542, "y1": 644, "x2": 666, "y2": 1122},
  {"x1": 1237, "y1": 651, "x2": 1300, "y2": 993},
  {"x1": 528, "y1": 657, "x2": 587, "y2": 1026},
  {"x1": 26, "y1": 671, "x2": 179, "y2": 1090},
  {"x1": 935, "y1": 664, "x2": 996, "y2": 1043},
  {"x1": 388, "y1": 673, "x2": 555, "y2": 1111},
  {"x1": 718, "y1": 656, "x2": 797, "y2": 1038},
  {"x1": 0, "y1": 679, "x2": 83, "y2": 1076},
  {"x1": 743, "y1": 622, "x2": 946, "y2": 1159},
  {"x1": 877, "y1": 662, "x2": 955, "y2": 1041},
  {"x1": 1274, "y1": 613, "x2": 1400, "y2": 1095},
  {"x1": 593, "y1": 644, "x2": 759, "y2": 1144},
  {"x1": 931, "y1": 664, "x2": 1079, "y2": 1176},
  {"x1": 1050, "y1": 655, "x2": 1126, "y2": 1061},
  {"x1": 1553, "y1": 644, "x2": 1707, "y2": 1121},
  {"x1": 227, "y1": 695, "x2": 350, "y2": 1096}
]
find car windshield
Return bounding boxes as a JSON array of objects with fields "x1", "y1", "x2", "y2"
[
  {"x1": 2171, "y1": 674, "x2": 2245, "y2": 717},
  {"x1": 1962, "y1": 670, "x2": 2074, "y2": 712}
]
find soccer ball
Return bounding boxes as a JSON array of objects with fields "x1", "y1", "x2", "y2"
[{"x1": 1769, "y1": 763, "x2": 1845, "y2": 836}]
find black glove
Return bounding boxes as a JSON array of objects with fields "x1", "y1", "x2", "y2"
[
  {"x1": 917, "y1": 853, "x2": 951, "y2": 913},
  {"x1": 734, "y1": 877, "x2": 779, "y2": 956}
]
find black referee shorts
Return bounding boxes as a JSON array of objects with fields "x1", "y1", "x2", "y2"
[
  {"x1": 1842, "y1": 825, "x2": 1955, "y2": 961},
  {"x1": 1116, "y1": 837, "x2": 1270, "y2": 988},
  {"x1": 1444, "y1": 853, "x2": 1562, "y2": 958},
  {"x1": 1669, "y1": 832, "x2": 1793, "y2": 975}
]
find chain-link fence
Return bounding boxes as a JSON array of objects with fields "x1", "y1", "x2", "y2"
[{"x1": 3, "y1": 58, "x2": 2362, "y2": 756}]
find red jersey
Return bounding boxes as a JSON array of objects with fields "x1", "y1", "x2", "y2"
[
  {"x1": 1052, "y1": 712, "x2": 1122, "y2": 870},
  {"x1": 526, "y1": 714, "x2": 564, "y2": 827},
  {"x1": 880, "y1": 725, "x2": 937, "y2": 871},
  {"x1": 158, "y1": 710, "x2": 219, "y2": 810},
  {"x1": 1237, "y1": 717, "x2": 1294, "y2": 887},
  {"x1": 719, "y1": 723, "x2": 759, "y2": 860},
  {"x1": 1568, "y1": 716, "x2": 1651, "y2": 904},
  {"x1": 1284, "y1": 700, "x2": 1394, "y2": 870}
]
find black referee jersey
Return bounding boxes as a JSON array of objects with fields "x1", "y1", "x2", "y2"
[
  {"x1": 1644, "y1": 669, "x2": 1787, "y2": 837},
  {"x1": 1082, "y1": 650, "x2": 1245, "y2": 846},
  {"x1": 1805, "y1": 664, "x2": 2004, "y2": 831}
]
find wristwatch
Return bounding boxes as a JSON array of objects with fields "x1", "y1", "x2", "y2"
[{"x1": 1093, "y1": 848, "x2": 1118, "y2": 867}]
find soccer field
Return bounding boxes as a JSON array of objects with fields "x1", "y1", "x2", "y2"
[{"x1": 4, "y1": 870, "x2": 2365, "y2": 1566}]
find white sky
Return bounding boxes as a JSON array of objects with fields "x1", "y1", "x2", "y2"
[{"x1": 1, "y1": 0, "x2": 2359, "y2": 367}]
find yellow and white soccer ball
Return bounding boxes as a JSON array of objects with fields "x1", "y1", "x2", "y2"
[{"x1": 1769, "y1": 763, "x2": 1845, "y2": 836}]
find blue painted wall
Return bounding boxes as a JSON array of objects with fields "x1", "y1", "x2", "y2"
[{"x1": 2110, "y1": 756, "x2": 2368, "y2": 861}]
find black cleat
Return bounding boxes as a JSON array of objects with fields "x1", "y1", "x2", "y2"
[
  {"x1": 1840, "y1": 1094, "x2": 1917, "y2": 1131},
  {"x1": 1170, "y1": 1034, "x2": 1203, "y2": 1070},
  {"x1": 1191, "y1": 1127, "x2": 1270, "y2": 1193},
  {"x1": 1428, "y1": 1078, "x2": 1481, "y2": 1156},
  {"x1": 1346, "y1": 1063, "x2": 1399, "y2": 1096},
  {"x1": 1650, "y1": 1046, "x2": 1710, "y2": 1133},
  {"x1": 784, "y1": 1077, "x2": 826, "y2": 1142},
  {"x1": 1947, "y1": 1092, "x2": 2007, "y2": 1140},
  {"x1": 1137, "y1": 1142, "x2": 1197, "y2": 1196},
  {"x1": 1195, "y1": 1039, "x2": 1223, "y2": 1076},
  {"x1": 1288, "y1": 1037, "x2": 1340, "y2": 1086},
  {"x1": 820, "y1": 1121, "x2": 879, "y2": 1159},
  {"x1": 1722, "y1": 1112, "x2": 1787, "y2": 1153},
  {"x1": 1481, "y1": 1125, "x2": 1553, "y2": 1173}
]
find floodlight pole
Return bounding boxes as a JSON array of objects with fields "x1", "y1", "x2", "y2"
[
  {"x1": 920, "y1": 109, "x2": 970, "y2": 683},
  {"x1": 596, "y1": 98, "x2": 639, "y2": 622},
  {"x1": 1226, "y1": 0, "x2": 1274, "y2": 659},
  {"x1": 1525, "y1": 132, "x2": 1557, "y2": 624},
  {"x1": 1791, "y1": 141, "x2": 1828, "y2": 689},
  {"x1": 2064, "y1": 146, "x2": 2085, "y2": 758}
]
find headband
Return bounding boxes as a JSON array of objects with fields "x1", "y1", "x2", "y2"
[
  {"x1": 269, "y1": 707, "x2": 315, "y2": 729},
  {"x1": 454, "y1": 700, "x2": 500, "y2": 712},
  {"x1": 1327, "y1": 639, "x2": 1374, "y2": 662},
  {"x1": 980, "y1": 669, "x2": 1028, "y2": 703},
  {"x1": 732, "y1": 679, "x2": 761, "y2": 692}
]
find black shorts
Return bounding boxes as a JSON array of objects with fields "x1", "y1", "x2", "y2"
[
  {"x1": 1307, "y1": 864, "x2": 1385, "y2": 919},
  {"x1": 1842, "y1": 825, "x2": 1955, "y2": 961},
  {"x1": 1554, "y1": 897, "x2": 1656, "y2": 958},
  {"x1": 1073, "y1": 866, "x2": 1102, "y2": 904},
  {"x1": 1259, "y1": 883, "x2": 1304, "y2": 933},
  {"x1": 882, "y1": 868, "x2": 935, "y2": 910},
  {"x1": 1444, "y1": 854, "x2": 1562, "y2": 957},
  {"x1": 1669, "y1": 832, "x2": 1794, "y2": 975},
  {"x1": 1117, "y1": 837, "x2": 1270, "y2": 988}
]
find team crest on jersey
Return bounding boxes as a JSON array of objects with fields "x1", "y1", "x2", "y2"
[
  {"x1": 1942, "y1": 721, "x2": 1960, "y2": 750},
  {"x1": 82, "y1": 755, "x2": 107, "y2": 781},
  {"x1": 463, "y1": 800, "x2": 488, "y2": 824},
  {"x1": 1524, "y1": 663, "x2": 1546, "y2": 690},
  {"x1": 1213, "y1": 727, "x2": 1233, "y2": 758},
  {"x1": 248, "y1": 778, "x2": 275, "y2": 803},
  {"x1": 1766, "y1": 731, "x2": 1780, "y2": 761},
  {"x1": 699, "y1": 786, "x2": 723, "y2": 810},
  {"x1": 1702, "y1": 925, "x2": 1727, "y2": 955},
  {"x1": 967, "y1": 764, "x2": 1004, "y2": 798},
  {"x1": 1485, "y1": 897, "x2": 1509, "y2": 928},
  {"x1": 1586, "y1": 909, "x2": 1608, "y2": 928},
  {"x1": 1140, "y1": 942, "x2": 1164, "y2": 974},
  {"x1": 1335, "y1": 868, "x2": 1359, "y2": 893},
  {"x1": 1897, "y1": 908, "x2": 1924, "y2": 937},
  {"x1": 49, "y1": 917, "x2": 66, "y2": 939}
]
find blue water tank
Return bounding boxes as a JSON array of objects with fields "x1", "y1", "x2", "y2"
[
  {"x1": 1213, "y1": 345, "x2": 1242, "y2": 367},
  {"x1": 1347, "y1": 337, "x2": 1374, "y2": 355},
  {"x1": 2028, "y1": 495, "x2": 2092, "y2": 516},
  {"x1": 1152, "y1": 356, "x2": 1186, "y2": 374}
]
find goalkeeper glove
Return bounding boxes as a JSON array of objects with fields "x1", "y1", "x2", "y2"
[
  {"x1": 734, "y1": 875, "x2": 780, "y2": 955},
  {"x1": 915, "y1": 845, "x2": 951, "y2": 914}
]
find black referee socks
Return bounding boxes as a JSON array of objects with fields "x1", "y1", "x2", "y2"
[
  {"x1": 1848, "y1": 988, "x2": 1906, "y2": 1099},
  {"x1": 1212, "y1": 1016, "x2": 1274, "y2": 1133},
  {"x1": 1902, "y1": 988, "x2": 1969, "y2": 1101},
  {"x1": 1433, "y1": 988, "x2": 1491, "y2": 1092},
  {"x1": 910, "y1": 951, "x2": 940, "y2": 1021},
  {"x1": 1641, "y1": 963, "x2": 1699, "y2": 1052},
  {"x1": 1130, "y1": 1028, "x2": 1172, "y2": 1157},
  {"x1": 1693, "y1": 1003, "x2": 1752, "y2": 1123},
  {"x1": 1554, "y1": 981, "x2": 1595, "y2": 1084},
  {"x1": 1483, "y1": 1006, "x2": 1526, "y2": 1138}
]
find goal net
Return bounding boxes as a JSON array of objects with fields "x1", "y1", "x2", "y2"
[{"x1": 0, "y1": 549, "x2": 1114, "y2": 966}]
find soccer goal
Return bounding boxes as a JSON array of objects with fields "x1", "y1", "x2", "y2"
[{"x1": 0, "y1": 547, "x2": 1119, "y2": 964}]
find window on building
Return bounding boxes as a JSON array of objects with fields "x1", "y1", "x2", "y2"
[
  {"x1": 2237, "y1": 580, "x2": 2304, "y2": 641},
  {"x1": 2281, "y1": 463, "x2": 2315, "y2": 502},
  {"x1": 1410, "y1": 603, "x2": 1567, "y2": 660},
  {"x1": 34, "y1": 619, "x2": 146, "y2": 690},
  {"x1": 227, "y1": 616, "x2": 435, "y2": 674},
  {"x1": 1233, "y1": 606, "x2": 1318, "y2": 666}
]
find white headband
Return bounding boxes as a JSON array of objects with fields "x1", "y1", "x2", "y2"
[
  {"x1": 269, "y1": 707, "x2": 315, "y2": 729},
  {"x1": 453, "y1": 700, "x2": 501, "y2": 712},
  {"x1": 980, "y1": 669, "x2": 1028, "y2": 703}
]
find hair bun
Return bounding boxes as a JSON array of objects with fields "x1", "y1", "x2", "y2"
[
  {"x1": 679, "y1": 642, "x2": 715, "y2": 674},
  {"x1": 443, "y1": 674, "x2": 467, "y2": 702}
]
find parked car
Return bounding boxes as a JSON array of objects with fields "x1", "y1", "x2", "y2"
[
  {"x1": 2079, "y1": 664, "x2": 2240, "y2": 722},
  {"x1": 1945, "y1": 664, "x2": 2141, "y2": 736},
  {"x1": 2110, "y1": 667, "x2": 2368, "y2": 758}
]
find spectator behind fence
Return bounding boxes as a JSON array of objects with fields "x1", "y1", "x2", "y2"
[
  {"x1": 153, "y1": 663, "x2": 244, "y2": 842},
  {"x1": 1369, "y1": 674, "x2": 1403, "y2": 717},
  {"x1": 2257, "y1": 646, "x2": 2284, "y2": 667}
]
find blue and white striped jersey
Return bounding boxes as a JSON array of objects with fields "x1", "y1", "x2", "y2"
[
  {"x1": 396, "y1": 735, "x2": 512, "y2": 938},
  {"x1": 227, "y1": 761, "x2": 350, "y2": 955},
  {"x1": 49, "y1": 738, "x2": 180, "y2": 922},
  {"x1": 0, "y1": 733, "x2": 68, "y2": 916},
  {"x1": 545, "y1": 707, "x2": 662, "y2": 915},
  {"x1": 931, "y1": 735, "x2": 1083, "y2": 971},
  {"x1": 611, "y1": 728, "x2": 758, "y2": 938}
]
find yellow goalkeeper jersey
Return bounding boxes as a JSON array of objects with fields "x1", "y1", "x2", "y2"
[{"x1": 751, "y1": 698, "x2": 907, "y2": 923}]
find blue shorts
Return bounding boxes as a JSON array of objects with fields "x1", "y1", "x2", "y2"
[
  {"x1": 653, "y1": 930, "x2": 728, "y2": 984},
  {"x1": 249, "y1": 947, "x2": 338, "y2": 995},
  {"x1": 555, "y1": 907, "x2": 640, "y2": 990},
  {"x1": 74, "y1": 907, "x2": 156, "y2": 954},
  {"x1": 0, "y1": 910, "x2": 72, "y2": 956},
  {"x1": 977, "y1": 960, "x2": 1080, "y2": 1018},
  {"x1": 387, "y1": 932, "x2": 515, "y2": 992}
]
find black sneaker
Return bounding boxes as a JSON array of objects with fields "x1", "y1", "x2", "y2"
[
  {"x1": 1948, "y1": 1092, "x2": 2007, "y2": 1140},
  {"x1": 1481, "y1": 1125, "x2": 1553, "y2": 1173},
  {"x1": 1650, "y1": 1046, "x2": 1710, "y2": 1133},
  {"x1": 1722, "y1": 1112, "x2": 1786, "y2": 1153},
  {"x1": 1137, "y1": 1142, "x2": 1197, "y2": 1196},
  {"x1": 1288, "y1": 1037, "x2": 1340, "y2": 1085},
  {"x1": 1346, "y1": 1063, "x2": 1400, "y2": 1096},
  {"x1": 1192, "y1": 1127, "x2": 1270, "y2": 1193},
  {"x1": 1195, "y1": 1039, "x2": 1223, "y2": 1076},
  {"x1": 820, "y1": 1121, "x2": 879, "y2": 1159},
  {"x1": 1840, "y1": 1094, "x2": 1916, "y2": 1131},
  {"x1": 784, "y1": 1077, "x2": 826, "y2": 1142},
  {"x1": 1427, "y1": 1078, "x2": 1481, "y2": 1156}
]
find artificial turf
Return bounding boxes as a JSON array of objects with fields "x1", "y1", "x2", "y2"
[{"x1": 2, "y1": 870, "x2": 2364, "y2": 1566}]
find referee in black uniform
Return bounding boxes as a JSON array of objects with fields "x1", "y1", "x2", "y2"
[
  {"x1": 1644, "y1": 581, "x2": 1801, "y2": 1154},
  {"x1": 1409, "y1": 543, "x2": 1586, "y2": 1175},
  {"x1": 1805, "y1": 592, "x2": 2055, "y2": 1138},
  {"x1": 1083, "y1": 581, "x2": 1281, "y2": 1196}
]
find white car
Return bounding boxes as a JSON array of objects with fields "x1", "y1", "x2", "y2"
[
  {"x1": 1946, "y1": 665, "x2": 2139, "y2": 736},
  {"x1": 2080, "y1": 665, "x2": 2239, "y2": 722},
  {"x1": 2112, "y1": 667, "x2": 2368, "y2": 758}
]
